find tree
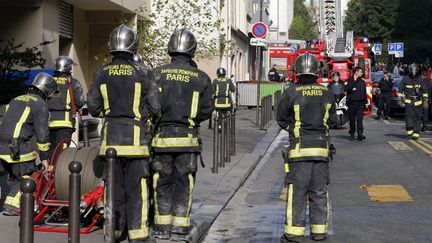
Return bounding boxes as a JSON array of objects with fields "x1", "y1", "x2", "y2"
[
  {"x1": 344, "y1": 0, "x2": 365, "y2": 36},
  {"x1": 289, "y1": 0, "x2": 318, "y2": 40},
  {"x1": 136, "y1": 0, "x2": 234, "y2": 68}
]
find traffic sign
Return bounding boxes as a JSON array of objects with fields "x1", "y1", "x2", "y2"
[
  {"x1": 290, "y1": 46, "x2": 297, "y2": 53},
  {"x1": 372, "y1": 44, "x2": 382, "y2": 55},
  {"x1": 250, "y1": 38, "x2": 269, "y2": 46},
  {"x1": 388, "y1": 42, "x2": 404, "y2": 54},
  {"x1": 251, "y1": 22, "x2": 268, "y2": 38},
  {"x1": 395, "y1": 51, "x2": 404, "y2": 58}
]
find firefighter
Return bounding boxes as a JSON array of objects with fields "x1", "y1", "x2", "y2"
[
  {"x1": 151, "y1": 28, "x2": 213, "y2": 241},
  {"x1": 346, "y1": 67, "x2": 367, "y2": 141},
  {"x1": 0, "y1": 73, "x2": 58, "y2": 216},
  {"x1": 48, "y1": 56, "x2": 84, "y2": 159},
  {"x1": 269, "y1": 64, "x2": 282, "y2": 82},
  {"x1": 399, "y1": 64, "x2": 429, "y2": 140},
  {"x1": 375, "y1": 70, "x2": 393, "y2": 120},
  {"x1": 87, "y1": 24, "x2": 161, "y2": 243},
  {"x1": 277, "y1": 53, "x2": 337, "y2": 242}
]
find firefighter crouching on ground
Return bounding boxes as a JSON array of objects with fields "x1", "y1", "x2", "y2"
[
  {"x1": 277, "y1": 53, "x2": 337, "y2": 242},
  {"x1": 48, "y1": 56, "x2": 84, "y2": 158},
  {"x1": 151, "y1": 28, "x2": 214, "y2": 241},
  {"x1": 0, "y1": 73, "x2": 58, "y2": 216},
  {"x1": 399, "y1": 64, "x2": 429, "y2": 140},
  {"x1": 87, "y1": 24, "x2": 161, "y2": 243}
]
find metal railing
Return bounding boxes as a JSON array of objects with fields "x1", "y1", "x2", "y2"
[
  {"x1": 260, "y1": 95, "x2": 273, "y2": 130},
  {"x1": 212, "y1": 111, "x2": 236, "y2": 174}
]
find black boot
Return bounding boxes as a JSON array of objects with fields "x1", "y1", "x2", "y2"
[
  {"x1": 349, "y1": 134, "x2": 355, "y2": 141},
  {"x1": 280, "y1": 233, "x2": 305, "y2": 242},
  {"x1": 358, "y1": 134, "x2": 366, "y2": 141},
  {"x1": 311, "y1": 234, "x2": 327, "y2": 241}
]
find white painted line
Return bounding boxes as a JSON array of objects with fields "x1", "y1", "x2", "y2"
[{"x1": 388, "y1": 141, "x2": 413, "y2": 151}]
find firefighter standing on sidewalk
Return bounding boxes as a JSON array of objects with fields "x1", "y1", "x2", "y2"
[
  {"x1": 399, "y1": 64, "x2": 429, "y2": 140},
  {"x1": 151, "y1": 28, "x2": 214, "y2": 241},
  {"x1": 0, "y1": 73, "x2": 58, "y2": 215},
  {"x1": 48, "y1": 56, "x2": 84, "y2": 158},
  {"x1": 210, "y1": 67, "x2": 235, "y2": 128},
  {"x1": 87, "y1": 24, "x2": 161, "y2": 243},
  {"x1": 277, "y1": 53, "x2": 337, "y2": 242}
]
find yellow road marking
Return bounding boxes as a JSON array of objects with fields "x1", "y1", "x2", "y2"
[
  {"x1": 364, "y1": 184, "x2": 413, "y2": 202},
  {"x1": 279, "y1": 187, "x2": 287, "y2": 201},
  {"x1": 388, "y1": 141, "x2": 412, "y2": 151},
  {"x1": 409, "y1": 140, "x2": 432, "y2": 155},
  {"x1": 417, "y1": 139, "x2": 432, "y2": 152}
]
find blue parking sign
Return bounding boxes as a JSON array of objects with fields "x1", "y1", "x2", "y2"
[{"x1": 388, "y1": 42, "x2": 404, "y2": 54}]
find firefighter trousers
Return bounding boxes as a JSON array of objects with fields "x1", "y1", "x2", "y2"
[
  {"x1": 348, "y1": 101, "x2": 365, "y2": 135},
  {"x1": 49, "y1": 128, "x2": 74, "y2": 163},
  {"x1": 152, "y1": 153, "x2": 197, "y2": 234},
  {"x1": 284, "y1": 161, "x2": 329, "y2": 237},
  {"x1": 109, "y1": 158, "x2": 150, "y2": 241},
  {"x1": 405, "y1": 104, "x2": 422, "y2": 138}
]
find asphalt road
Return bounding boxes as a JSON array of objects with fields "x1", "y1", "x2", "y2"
[{"x1": 203, "y1": 116, "x2": 432, "y2": 243}]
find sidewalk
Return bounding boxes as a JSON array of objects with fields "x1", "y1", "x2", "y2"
[{"x1": 0, "y1": 108, "x2": 281, "y2": 243}]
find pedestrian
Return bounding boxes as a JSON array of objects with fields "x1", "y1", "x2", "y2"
[
  {"x1": 151, "y1": 28, "x2": 214, "y2": 241},
  {"x1": 47, "y1": 56, "x2": 84, "y2": 161},
  {"x1": 375, "y1": 70, "x2": 393, "y2": 120},
  {"x1": 277, "y1": 53, "x2": 337, "y2": 242},
  {"x1": 399, "y1": 64, "x2": 429, "y2": 140},
  {"x1": 269, "y1": 64, "x2": 282, "y2": 82},
  {"x1": 393, "y1": 63, "x2": 401, "y2": 76},
  {"x1": 0, "y1": 73, "x2": 58, "y2": 216},
  {"x1": 346, "y1": 67, "x2": 367, "y2": 141},
  {"x1": 87, "y1": 24, "x2": 161, "y2": 243}
]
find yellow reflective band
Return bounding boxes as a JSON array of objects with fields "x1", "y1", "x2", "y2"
[
  {"x1": 37, "y1": 142, "x2": 50, "y2": 152},
  {"x1": 158, "y1": 87, "x2": 162, "y2": 93},
  {"x1": 188, "y1": 91, "x2": 199, "y2": 127},
  {"x1": 404, "y1": 99, "x2": 412, "y2": 104},
  {"x1": 115, "y1": 230, "x2": 122, "y2": 239},
  {"x1": 0, "y1": 151, "x2": 37, "y2": 163},
  {"x1": 49, "y1": 120, "x2": 73, "y2": 128},
  {"x1": 423, "y1": 93, "x2": 429, "y2": 98},
  {"x1": 102, "y1": 122, "x2": 108, "y2": 147},
  {"x1": 153, "y1": 173, "x2": 160, "y2": 214},
  {"x1": 100, "y1": 84, "x2": 110, "y2": 115},
  {"x1": 5, "y1": 191, "x2": 21, "y2": 208},
  {"x1": 186, "y1": 173, "x2": 195, "y2": 216},
  {"x1": 154, "y1": 214, "x2": 172, "y2": 225},
  {"x1": 152, "y1": 135, "x2": 199, "y2": 148},
  {"x1": 412, "y1": 133, "x2": 420, "y2": 138},
  {"x1": 13, "y1": 106, "x2": 31, "y2": 138},
  {"x1": 288, "y1": 148, "x2": 329, "y2": 159},
  {"x1": 215, "y1": 83, "x2": 220, "y2": 97},
  {"x1": 133, "y1": 83, "x2": 142, "y2": 119},
  {"x1": 284, "y1": 225, "x2": 305, "y2": 236},
  {"x1": 99, "y1": 145, "x2": 150, "y2": 156},
  {"x1": 293, "y1": 105, "x2": 300, "y2": 138},
  {"x1": 140, "y1": 179, "x2": 148, "y2": 234},
  {"x1": 323, "y1": 103, "x2": 331, "y2": 134},
  {"x1": 414, "y1": 100, "x2": 422, "y2": 106},
  {"x1": 406, "y1": 85, "x2": 413, "y2": 88},
  {"x1": 286, "y1": 184, "x2": 294, "y2": 227},
  {"x1": 134, "y1": 125, "x2": 140, "y2": 146},
  {"x1": 284, "y1": 163, "x2": 290, "y2": 173},
  {"x1": 407, "y1": 130, "x2": 414, "y2": 135},
  {"x1": 172, "y1": 216, "x2": 190, "y2": 227},
  {"x1": 311, "y1": 224, "x2": 328, "y2": 234},
  {"x1": 326, "y1": 191, "x2": 330, "y2": 225},
  {"x1": 66, "y1": 88, "x2": 71, "y2": 110},
  {"x1": 5, "y1": 104, "x2": 9, "y2": 112},
  {"x1": 128, "y1": 228, "x2": 149, "y2": 240}
]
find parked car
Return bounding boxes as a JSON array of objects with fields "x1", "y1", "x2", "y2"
[{"x1": 389, "y1": 77, "x2": 405, "y2": 116}]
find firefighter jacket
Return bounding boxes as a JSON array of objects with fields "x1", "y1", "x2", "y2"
[
  {"x1": 211, "y1": 77, "x2": 235, "y2": 109},
  {"x1": 0, "y1": 91, "x2": 50, "y2": 163},
  {"x1": 400, "y1": 76, "x2": 429, "y2": 106},
  {"x1": 345, "y1": 77, "x2": 367, "y2": 103},
  {"x1": 47, "y1": 72, "x2": 85, "y2": 129},
  {"x1": 276, "y1": 81, "x2": 337, "y2": 163},
  {"x1": 152, "y1": 54, "x2": 214, "y2": 153},
  {"x1": 87, "y1": 53, "x2": 161, "y2": 157}
]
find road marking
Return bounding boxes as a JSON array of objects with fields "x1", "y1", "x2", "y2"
[
  {"x1": 383, "y1": 120, "x2": 390, "y2": 125},
  {"x1": 409, "y1": 140, "x2": 432, "y2": 155},
  {"x1": 363, "y1": 184, "x2": 413, "y2": 202},
  {"x1": 388, "y1": 141, "x2": 412, "y2": 151}
]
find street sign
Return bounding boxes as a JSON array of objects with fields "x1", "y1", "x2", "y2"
[
  {"x1": 290, "y1": 46, "x2": 297, "y2": 53},
  {"x1": 372, "y1": 44, "x2": 382, "y2": 55},
  {"x1": 251, "y1": 22, "x2": 268, "y2": 38},
  {"x1": 388, "y1": 42, "x2": 404, "y2": 54},
  {"x1": 250, "y1": 38, "x2": 269, "y2": 46},
  {"x1": 395, "y1": 51, "x2": 404, "y2": 58}
]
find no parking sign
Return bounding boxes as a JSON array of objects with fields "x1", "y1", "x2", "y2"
[{"x1": 251, "y1": 22, "x2": 268, "y2": 39}]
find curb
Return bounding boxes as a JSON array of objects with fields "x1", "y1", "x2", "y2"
[{"x1": 188, "y1": 122, "x2": 281, "y2": 243}]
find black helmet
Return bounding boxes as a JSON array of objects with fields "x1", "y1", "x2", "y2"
[
  {"x1": 331, "y1": 71, "x2": 340, "y2": 77},
  {"x1": 409, "y1": 64, "x2": 419, "y2": 78},
  {"x1": 217, "y1": 67, "x2": 226, "y2": 78},
  {"x1": 30, "y1": 73, "x2": 59, "y2": 98},
  {"x1": 295, "y1": 53, "x2": 319, "y2": 76},
  {"x1": 54, "y1": 56, "x2": 76, "y2": 73},
  {"x1": 133, "y1": 53, "x2": 144, "y2": 64},
  {"x1": 168, "y1": 28, "x2": 197, "y2": 57},
  {"x1": 108, "y1": 24, "x2": 138, "y2": 54}
]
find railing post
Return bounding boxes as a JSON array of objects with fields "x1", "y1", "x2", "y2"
[
  {"x1": 105, "y1": 148, "x2": 117, "y2": 243},
  {"x1": 260, "y1": 97, "x2": 265, "y2": 130},
  {"x1": 20, "y1": 179, "x2": 36, "y2": 243},
  {"x1": 230, "y1": 111, "x2": 235, "y2": 156},
  {"x1": 220, "y1": 113, "x2": 226, "y2": 168},
  {"x1": 212, "y1": 114, "x2": 219, "y2": 174},
  {"x1": 82, "y1": 121, "x2": 89, "y2": 147},
  {"x1": 226, "y1": 112, "x2": 231, "y2": 163},
  {"x1": 68, "y1": 161, "x2": 82, "y2": 243}
]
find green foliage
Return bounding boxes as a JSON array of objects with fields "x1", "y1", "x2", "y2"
[
  {"x1": 289, "y1": 0, "x2": 317, "y2": 40},
  {"x1": 0, "y1": 39, "x2": 52, "y2": 104},
  {"x1": 136, "y1": 0, "x2": 233, "y2": 68}
]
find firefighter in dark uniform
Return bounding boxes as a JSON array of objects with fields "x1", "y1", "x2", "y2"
[
  {"x1": 48, "y1": 56, "x2": 84, "y2": 158},
  {"x1": 376, "y1": 70, "x2": 393, "y2": 120},
  {"x1": 277, "y1": 53, "x2": 336, "y2": 242},
  {"x1": 87, "y1": 24, "x2": 161, "y2": 243},
  {"x1": 399, "y1": 64, "x2": 429, "y2": 140},
  {"x1": 346, "y1": 67, "x2": 367, "y2": 141},
  {"x1": 269, "y1": 64, "x2": 282, "y2": 82},
  {"x1": 0, "y1": 73, "x2": 58, "y2": 215},
  {"x1": 151, "y1": 29, "x2": 213, "y2": 241},
  {"x1": 211, "y1": 67, "x2": 235, "y2": 129}
]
